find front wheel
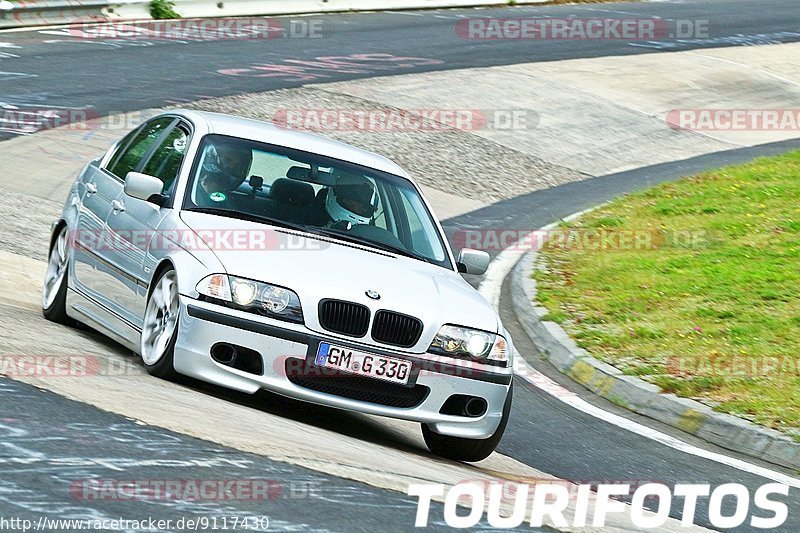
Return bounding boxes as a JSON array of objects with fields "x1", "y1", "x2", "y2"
[
  {"x1": 422, "y1": 384, "x2": 513, "y2": 462},
  {"x1": 42, "y1": 225, "x2": 71, "y2": 324},
  {"x1": 140, "y1": 269, "x2": 181, "y2": 380}
]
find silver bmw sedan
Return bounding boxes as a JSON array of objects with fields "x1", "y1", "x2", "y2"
[{"x1": 42, "y1": 110, "x2": 513, "y2": 462}]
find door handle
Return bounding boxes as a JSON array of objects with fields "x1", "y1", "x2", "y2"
[
  {"x1": 111, "y1": 199, "x2": 125, "y2": 213},
  {"x1": 85, "y1": 183, "x2": 97, "y2": 194}
]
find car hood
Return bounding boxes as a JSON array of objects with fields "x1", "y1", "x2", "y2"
[{"x1": 180, "y1": 211, "x2": 499, "y2": 349}]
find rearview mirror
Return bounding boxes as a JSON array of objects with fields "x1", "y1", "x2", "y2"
[
  {"x1": 457, "y1": 248, "x2": 490, "y2": 276},
  {"x1": 124, "y1": 172, "x2": 165, "y2": 205},
  {"x1": 286, "y1": 165, "x2": 334, "y2": 185}
]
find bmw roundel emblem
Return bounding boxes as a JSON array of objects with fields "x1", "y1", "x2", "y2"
[{"x1": 365, "y1": 290, "x2": 381, "y2": 300}]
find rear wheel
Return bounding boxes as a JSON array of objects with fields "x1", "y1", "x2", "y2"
[
  {"x1": 42, "y1": 225, "x2": 71, "y2": 324},
  {"x1": 423, "y1": 384, "x2": 513, "y2": 462},
  {"x1": 140, "y1": 269, "x2": 180, "y2": 380}
]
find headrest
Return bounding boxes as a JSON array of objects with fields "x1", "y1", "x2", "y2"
[{"x1": 270, "y1": 178, "x2": 314, "y2": 207}]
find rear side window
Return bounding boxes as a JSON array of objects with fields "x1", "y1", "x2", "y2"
[
  {"x1": 142, "y1": 124, "x2": 189, "y2": 196},
  {"x1": 105, "y1": 127, "x2": 141, "y2": 172},
  {"x1": 108, "y1": 117, "x2": 174, "y2": 180}
]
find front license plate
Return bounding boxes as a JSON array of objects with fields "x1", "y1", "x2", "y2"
[{"x1": 315, "y1": 343, "x2": 412, "y2": 385}]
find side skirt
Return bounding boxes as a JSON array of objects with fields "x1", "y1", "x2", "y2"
[{"x1": 66, "y1": 286, "x2": 141, "y2": 354}]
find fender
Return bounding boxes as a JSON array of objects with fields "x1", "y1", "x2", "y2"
[{"x1": 143, "y1": 214, "x2": 226, "y2": 299}]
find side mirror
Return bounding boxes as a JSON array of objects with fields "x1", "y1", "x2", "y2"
[
  {"x1": 457, "y1": 248, "x2": 490, "y2": 276},
  {"x1": 124, "y1": 172, "x2": 165, "y2": 205}
]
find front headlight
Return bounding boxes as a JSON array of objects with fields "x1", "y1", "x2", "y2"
[
  {"x1": 428, "y1": 325, "x2": 508, "y2": 366},
  {"x1": 196, "y1": 274, "x2": 303, "y2": 324}
]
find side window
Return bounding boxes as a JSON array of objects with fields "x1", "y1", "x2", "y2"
[
  {"x1": 373, "y1": 203, "x2": 388, "y2": 230},
  {"x1": 398, "y1": 189, "x2": 443, "y2": 260},
  {"x1": 141, "y1": 124, "x2": 189, "y2": 196},
  {"x1": 105, "y1": 127, "x2": 141, "y2": 172},
  {"x1": 370, "y1": 181, "x2": 389, "y2": 231},
  {"x1": 108, "y1": 117, "x2": 175, "y2": 180},
  {"x1": 250, "y1": 152, "x2": 302, "y2": 188}
]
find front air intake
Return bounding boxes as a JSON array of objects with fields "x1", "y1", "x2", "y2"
[
  {"x1": 318, "y1": 299, "x2": 370, "y2": 337},
  {"x1": 371, "y1": 310, "x2": 423, "y2": 348}
]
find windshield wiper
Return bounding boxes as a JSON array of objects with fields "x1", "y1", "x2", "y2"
[
  {"x1": 184, "y1": 207, "x2": 312, "y2": 234},
  {"x1": 185, "y1": 207, "x2": 440, "y2": 265},
  {"x1": 312, "y1": 227, "x2": 438, "y2": 265}
]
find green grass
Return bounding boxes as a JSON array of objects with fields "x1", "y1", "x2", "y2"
[{"x1": 534, "y1": 150, "x2": 800, "y2": 436}]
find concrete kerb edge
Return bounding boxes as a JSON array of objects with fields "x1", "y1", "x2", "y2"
[{"x1": 508, "y1": 216, "x2": 800, "y2": 472}]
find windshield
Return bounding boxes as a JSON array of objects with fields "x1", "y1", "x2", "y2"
[{"x1": 183, "y1": 134, "x2": 453, "y2": 269}]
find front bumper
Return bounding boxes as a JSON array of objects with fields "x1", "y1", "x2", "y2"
[{"x1": 175, "y1": 297, "x2": 512, "y2": 439}]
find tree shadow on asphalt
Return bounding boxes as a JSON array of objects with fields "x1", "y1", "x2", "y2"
[
  {"x1": 94, "y1": 336, "x2": 431, "y2": 457},
  {"x1": 182, "y1": 376, "x2": 427, "y2": 455},
  {"x1": 19, "y1": 304, "x2": 452, "y2": 463}
]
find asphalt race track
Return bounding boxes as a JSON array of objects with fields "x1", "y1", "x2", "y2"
[
  {"x1": 0, "y1": 378, "x2": 466, "y2": 532},
  {"x1": 2, "y1": 0, "x2": 800, "y2": 531},
  {"x1": 1, "y1": 0, "x2": 799, "y2": 140}
]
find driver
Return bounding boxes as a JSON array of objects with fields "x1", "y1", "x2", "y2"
[
  {"x1": 195, "y1": 139, "x2": 253, "y2": 207},
  {"x1": 324, "y1": 171, "x2": 378, "y2": 228}
]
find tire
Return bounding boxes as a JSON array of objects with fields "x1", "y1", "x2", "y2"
[
  {"x1": 140, "y1": 268, "x2": 181, "y2": 380},
  {"x1": 422, "y1": 383, "x2": 513, "y2": 462},
  {"x1": 42, "y1": 225, "x2": 71, "y2": 325}
]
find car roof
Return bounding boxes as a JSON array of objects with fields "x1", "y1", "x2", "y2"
[{"x1": 173, "y1": 109, "x2": 411, "y2": 179}]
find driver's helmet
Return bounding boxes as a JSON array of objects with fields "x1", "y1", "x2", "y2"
[
  {"x1": 325, "y1": 171, "x2": 378, "y2": 226},
  {"x1": 200, "y1": 139, "x2": 253, "y2": 192}
]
